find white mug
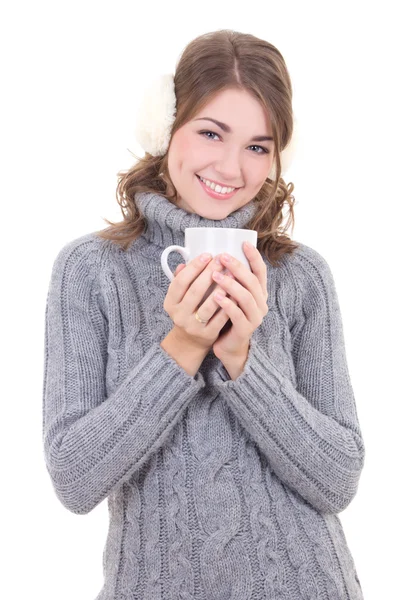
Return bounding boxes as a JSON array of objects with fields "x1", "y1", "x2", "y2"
[{"x1": 161, "y1": 227, "x2": 258, "y2": 308}]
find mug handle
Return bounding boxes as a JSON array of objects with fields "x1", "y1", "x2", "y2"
[{"x1": 161, "y1": 245, "x2": 191, "y2": 282}]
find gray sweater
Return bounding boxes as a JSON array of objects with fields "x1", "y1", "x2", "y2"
[{"x1": 42, "y1": 191, "x2": 365, "y2": 599}]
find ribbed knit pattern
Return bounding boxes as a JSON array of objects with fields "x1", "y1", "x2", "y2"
[{"x1": 42, "y1": 191, "x2": 365, "y2": 599}]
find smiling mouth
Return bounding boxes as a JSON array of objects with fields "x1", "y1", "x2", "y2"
[{"x1": 195, "y1": 174, "x2": 241, "y2": 190}]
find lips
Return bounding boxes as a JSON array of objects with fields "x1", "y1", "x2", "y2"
[
  {"x1": 196, "y1": 173, "x2": 240, "y2": 200},
  {"x1": 196, "y1": 174, "x2": 239, "y2": 189}
]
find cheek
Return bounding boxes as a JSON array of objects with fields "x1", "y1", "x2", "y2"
[
  {"x1": 170, "y1": 133, "x2": 200, "y2": 172},
  {"x1": 176, "y1": 129, "x2": 195, "y2": 154},
  {"x1": 262, "y1": 154, "x2": 275, "y2": 179},
  {"x1": 178, "y1": 135, "x2": 192, "y2": 155},
  {"x1": 250, "y1": 162, "x2": 271, "y2": 187}
]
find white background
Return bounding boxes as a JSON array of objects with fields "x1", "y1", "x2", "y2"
[{"x1": 1, "y1": 1, "x2": 398, "y2": 598}]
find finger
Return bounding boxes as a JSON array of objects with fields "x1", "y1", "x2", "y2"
[
  {"x1": 194, "y1": 276, "x2": 231, "y2": 323},
  {"x1": 213, "y1": 293, "x2": 246, "y2": 328},
  {"x1": 170, "y1": 254, "x2": 213, "y2": 302},
  {"x1": 243, "y1": 243, "x2": 268, "y2": 299},
  {"x1": 230, "y1": 245, "x2": 268, "y2": 295},
  {"x1": 185, "y1": 257, "x2": 226, "y2": 312},
  {"x1": 174, "y1": 263, "x2": 186, "y2": 276},
  {"x1": 212, "y1": 273, "x2": 257, "y2": 321},
  {"x1": 199, "y1": 286, "x2": 238, "y2": 331},
  {"x1": 206, "y1": 294, "x2": 232, "y2": 329},
  {"x1": 219, "y1": 252, "x2": 268, "y2": 305}
]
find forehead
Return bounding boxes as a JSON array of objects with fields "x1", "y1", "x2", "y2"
[{"x1": 195, "y1": 88, "x2": 272, "y2": 132}]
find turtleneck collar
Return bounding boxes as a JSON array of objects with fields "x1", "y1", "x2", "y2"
[{"x1": 135, "y1": 191, "x2": 258, "y2": 248}]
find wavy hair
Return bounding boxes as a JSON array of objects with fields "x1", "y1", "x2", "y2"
[{"x1": 96, "y1": 29, "x2": 298, "y2": 267}]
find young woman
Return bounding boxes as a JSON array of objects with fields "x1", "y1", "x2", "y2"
[{"x1": 42, "y1": 29, "x2": 365, "y2": 599}]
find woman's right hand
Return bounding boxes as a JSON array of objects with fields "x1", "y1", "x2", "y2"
[{"x1": 163, "y1": 254, "x2": 234, "y2": 351}]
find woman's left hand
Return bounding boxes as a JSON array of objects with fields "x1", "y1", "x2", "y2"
[{"x1": 211, "y1": 242, "x2": 269, "y2": 360}]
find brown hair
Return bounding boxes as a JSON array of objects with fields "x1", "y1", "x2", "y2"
[{"x1": 96, "y1": 29, "x2": 298, "y2": 267}]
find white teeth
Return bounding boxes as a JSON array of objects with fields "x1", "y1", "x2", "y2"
[{"x1": 199, "y1": 176, "x2": 235, "y2": 194}]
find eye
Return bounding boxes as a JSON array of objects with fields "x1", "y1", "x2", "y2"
[
  {"x1": 249, "y1": 145, "x2": 270, "y2": 155},
  {"x1": 199, "y1": 130, "x2": 270, "y2": 154},
  {"x1": 199, "y1": 130, "x2": 220, "y2": 141}
]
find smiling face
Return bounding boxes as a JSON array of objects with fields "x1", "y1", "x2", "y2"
[{"x1": 166, "y1": 87, "x2": 275, "y2": 219}]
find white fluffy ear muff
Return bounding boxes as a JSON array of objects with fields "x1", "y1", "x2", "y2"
[
  {"x1": 134, "y1": 74, "x2": 177, "y2": 157},
  {"x1": 268, "y1": 114, "x2": 299, "y2": 181}
]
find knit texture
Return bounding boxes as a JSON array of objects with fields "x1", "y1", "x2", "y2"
[{"x1": 42, "y1": 191, "x2": 365, "y2": 599}]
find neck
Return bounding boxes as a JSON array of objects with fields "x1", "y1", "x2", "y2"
[{"x1": 135, "y1": 191, "x2": 258, "y2": 248}]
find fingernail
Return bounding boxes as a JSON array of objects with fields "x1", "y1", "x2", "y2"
[
  {"x1": 214, "y1": 292, "x2": 225, "y2": 301},
  {"x1": 200, "y1": 252, "x2": 212, "y2": 263},
  {"x1": 214, "y1": 255, "x2": 222, "y2": 265}
]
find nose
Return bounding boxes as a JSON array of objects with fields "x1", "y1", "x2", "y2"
[{"x1": 214, "y1": 148, "x2": 242, "y2": 182}]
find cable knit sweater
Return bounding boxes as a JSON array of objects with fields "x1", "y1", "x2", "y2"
[{"x1": 42, "y1": 191, "x2": 365, "y2": 600}]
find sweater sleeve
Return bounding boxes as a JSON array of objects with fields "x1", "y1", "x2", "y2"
[
  {"x1": 213, "y1": 245, "x2": 365, "y2": 515},
  {"x1": 42, "y1": 238, "x2": 205, "y2": 515}
]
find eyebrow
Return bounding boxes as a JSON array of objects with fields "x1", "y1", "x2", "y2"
[{"x1": 193, "y1": 117, "x2": 274, "y2": 142}]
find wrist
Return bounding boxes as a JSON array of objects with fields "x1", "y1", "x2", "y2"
[
  {"x1": 161, "y1": 328, "x2": 209, "y2": 378},
  {"x1": 219, "y1": 354, "x2": 247, "y2": 381},
  {"x1": 216, "y1": 344, "x2": 250, "y2": 380},
  {"x1": 170, "y1": 327, "x2": 210, "y2": 355},
  {"x1": 214, "y1": 342, "x2": 250, "y2": 364}
]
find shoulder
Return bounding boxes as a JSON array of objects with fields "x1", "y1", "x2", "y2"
[
  {"x1": 272, "y1": 241, "x2": 338, "y2": 325},
  {"x1": 48, "y1": 232, "x2": 118, "y2": 291},
  {"x1": 279, "y1": 240, "x2": 335, "y2": 291},
  {"x1": 283, "y1": 240, "x2": 331, "y2": 274},
  {"x1": 51, "y1": 231, "x2": 108, "y2": 266}
]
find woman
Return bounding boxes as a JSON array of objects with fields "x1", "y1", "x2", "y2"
[{"x1": 42, "y1": 30, "x2": 365, "y2": 599}]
